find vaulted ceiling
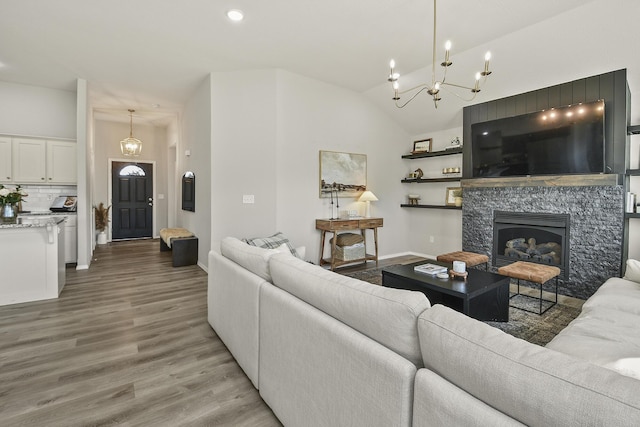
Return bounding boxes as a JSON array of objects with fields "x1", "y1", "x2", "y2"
[{"x1": 2, "y1": 0, "x2": 638, "y2": 133}]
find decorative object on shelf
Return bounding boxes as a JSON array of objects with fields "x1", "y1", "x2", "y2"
[
  {"x1": 0, "y1": 184, "x2": 27, "y2": 224},
  {"x1": 386, "y1": 0, "x2": 492, "y2": 109},
  {"x1": 358, "y1": 190, "x2": 379, "y2": 218},
  {"x1": 626, "y1": 192, "x2": 636, "y2": 214},
  {"x1": 445, "y1": 187, "x2": 462, "y2": 207},
  {"x1": 319, "y1": 150, "x2": 367, "y2": 198},
  {"x1": 94, "y1": 202, "x2": 111, "y2": 245},
  {"x1": 442, "y1": 167, "x2": 461, "y2": 175},
  {"x1": 408, "y1": 194, "x2": 421, "y2": 205},
  {"x1": 412, "y1": 138, "x2": 432, "y2": 154},
  {"x1": 120, "y1": 109, "x2": 143, "y2": 156},
  {"x1": 414, "y1": 168, "x2": 424, "y2": 179},
  {"x1": 447, "y1": 137, "x2": 462, "y2": 149}
]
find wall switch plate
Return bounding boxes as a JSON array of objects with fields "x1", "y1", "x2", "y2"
[
  {"x1": 429, "y1": 236, "x2": 435, "y2": 243},
  {"x1": 243, "y1": 195, "x2": 255, "y2": 204}
]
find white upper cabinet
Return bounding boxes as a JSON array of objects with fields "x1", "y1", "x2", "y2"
[
  {"x1": 13, "y1": 138, "x2": 46, "y2": 183},
  {"x1": 47, "y1": 140, "x2": 77, "y2": 184},
  {"x1": 10, "y1": 137, "x2": 76, "y2": 185},
  {"x1": 0, "y1": 137, "x2": 12, "y2": 183}
]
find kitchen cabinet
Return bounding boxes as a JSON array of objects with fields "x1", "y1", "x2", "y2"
[
  {"x1": 10, "y1": 137, "x2": 76, "y2": 184},
  {"x1": 13, "y1": 138, "x2": 46, "y2": 183},
  {"x1": 47, "y1": 140, "x2": 77, "y2": 184},
  {"x1": 0, "y1": 136, "x2": 11, "y2": 183}
]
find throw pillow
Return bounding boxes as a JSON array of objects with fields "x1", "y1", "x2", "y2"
[
  {"x1": 243, "y1": 232, "x2": 299, "y2": 258},
  {"x1": 623, "y1": 259, "x2": 640, "y2": 283}
]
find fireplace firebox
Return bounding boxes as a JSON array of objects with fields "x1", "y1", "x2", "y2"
[{"x1": 493, "y1": 211, "x2": 570, "y2": 280}]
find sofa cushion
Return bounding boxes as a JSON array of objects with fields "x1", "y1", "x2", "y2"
[
  {"x1": 417, "y1": 305, "x2": 640, "y2": 426},
  {"x1": 581, "y1": 277, "x2": 640, "y2": 315},
  {"x1": 220, "y1": 236, "x2": 278, "y2": 282},
  {"x1": 243, "y1": 231, "x2": 299, "y2": 257},
  {"x1": 269, "y1": 253, "x2": 430, "y2": 366},
  {"x1": 624, "y1": 258, "x2": 640, "y2": 283},
  {"x1": 546, "y1": 305, "x2": 640, "y2": 379}
]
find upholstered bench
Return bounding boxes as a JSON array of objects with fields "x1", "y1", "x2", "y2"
[
  {"x1": 498, "y1": 261, "x2": 560, "y2": 315},
  {"x1": 436, "y1": 251, "x2": 489, "y2": 270},
  {"x1": 160, "y1": 228, "x2": 198, "y2": 267}
]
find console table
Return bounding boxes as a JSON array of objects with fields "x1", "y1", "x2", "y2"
[{"x1": 316, "y1": 218, "x2": 383, "y2": 271}]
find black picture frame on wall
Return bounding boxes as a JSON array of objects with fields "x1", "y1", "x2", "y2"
[{"x1": 182, "y1": 171, "x2": 195, "y2": 212}]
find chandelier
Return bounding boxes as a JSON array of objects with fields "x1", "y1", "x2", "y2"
[
  {"x1": 387, "y1": 0, "x2": 492, "y2": 109},
  {"x1": 120, "y1": 109, "x2": 143, "y2": 156}
]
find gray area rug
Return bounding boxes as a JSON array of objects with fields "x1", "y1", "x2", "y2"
[{"x1": 342, "y1": 265, "x2": 582, "y2": 346}]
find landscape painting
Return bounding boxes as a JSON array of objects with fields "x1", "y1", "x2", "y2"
[{"x1": 319, "y1": 150, "x2": 367, "y2": 198}]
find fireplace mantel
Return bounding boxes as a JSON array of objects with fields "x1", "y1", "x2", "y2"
[{"x1": 462, "y1": 174, "x2": 621, "y2": 189}]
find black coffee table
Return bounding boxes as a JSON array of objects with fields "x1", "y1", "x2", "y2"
[{"x1": 382, "y1": 261, "x2": 509, "y2": 321}]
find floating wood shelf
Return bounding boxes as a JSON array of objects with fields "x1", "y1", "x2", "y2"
[
  {"x1": 627, "y1": 125, "x2": 640, "y2": 135},
  {"x1": 401, "y1": 177, "x2": 462, "y2": 184},
  {"x1": 400, "y1": 204, "x2": 462, "y2": 210},
  {"x1": 401, "y1": 147, "x2": 462, "y2": 159}
]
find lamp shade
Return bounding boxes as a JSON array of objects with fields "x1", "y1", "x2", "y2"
[
  {"x1": 358, "y1": 191, "x2": 378, "y2": 202},
  {"x1": 358, "y1": 191, "x2": 378, "y2": 217}
]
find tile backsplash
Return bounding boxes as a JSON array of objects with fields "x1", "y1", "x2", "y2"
[{"x1": 18, "y1": 185, "x2": 77, "y2": 212}]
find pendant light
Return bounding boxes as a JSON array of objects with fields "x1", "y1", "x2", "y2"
[{"x1": 120, "y1": 109, "x2": 143, "y2": 156}]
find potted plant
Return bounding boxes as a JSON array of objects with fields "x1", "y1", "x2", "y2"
[
  {"x1": 94, "y1": 202, "x2": 110, "y2": 244},
  {"x1": 0, "y1": 184, "x2": 27, "y2": 224}
]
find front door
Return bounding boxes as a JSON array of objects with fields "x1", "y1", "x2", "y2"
[{"x1": 111, "y1": 161, "x2": 153, "y2": 239}]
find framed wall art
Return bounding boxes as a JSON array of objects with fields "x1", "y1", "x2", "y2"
[
  {"x1": 412, "y1": 138, "x2": 432, "y2": 154},
  {"x1": 319, "y1": 150, "x2": 367, "y2": 198}
]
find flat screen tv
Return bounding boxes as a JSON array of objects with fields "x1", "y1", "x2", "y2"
[{"x1": 471, "y1": 99, "x2": 605, "y2": 178}]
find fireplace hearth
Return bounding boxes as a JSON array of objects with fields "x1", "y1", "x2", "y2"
[{"x1": 493, "y1": 211, "x2": 569, "y2": 279}]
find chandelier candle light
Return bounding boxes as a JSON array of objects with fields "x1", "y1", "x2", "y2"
[
  {"x1": 387, "y1": 0, "x2": 492, "y2": 108},
  {"x1": 120, "y1": 109, "x2": 143, "y2": 156}
]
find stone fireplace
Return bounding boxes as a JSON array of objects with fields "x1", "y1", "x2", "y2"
[{"x1": 462, "y1": 175, "x2": 624, "y2": 299}]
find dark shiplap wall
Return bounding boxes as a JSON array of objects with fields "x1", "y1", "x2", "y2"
[{"x1": 462, "y1": 69, "x2": 630, "y2": 178}]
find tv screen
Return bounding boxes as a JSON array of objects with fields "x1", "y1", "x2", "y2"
[{"x1": 471, "y1": 99, "x2": 605, "y2": 178}]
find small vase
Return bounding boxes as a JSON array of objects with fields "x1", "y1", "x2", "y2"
[
  {"x1": 454, "y1": 197, "x2": 463, "y2": 207},
  {"x1": 1, "y1": 202, "x2": 18, "y2": 224}
]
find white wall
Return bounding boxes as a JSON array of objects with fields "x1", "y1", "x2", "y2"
[
  {"x1": 210, "y1": 70, "x2": 278, "y2": 253},
  {"x1": 275, "y1": 70, "x2": 411, "y2": 262},
  {"x1": 0, "y1": 81, "x2": 76, "y2": 139},
  {"x1": 207, "y1": 69, "x2": 412, "y2": 262},
  {"x1": 181, "y1": 75, "x2": 212, "y2": 268}
]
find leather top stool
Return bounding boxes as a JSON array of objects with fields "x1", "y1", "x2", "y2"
[
  {"x1": 436, "y1": 251, "x2": 489, "y2": 270},
  {"x1": 498, "y1": 261, "x2": 560, "y2": 315}
]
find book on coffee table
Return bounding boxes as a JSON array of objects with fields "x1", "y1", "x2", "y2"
[{"x1": 413, "y1": 263, "x2": 448, "y2": 276}]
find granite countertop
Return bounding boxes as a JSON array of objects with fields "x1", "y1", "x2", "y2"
[{"x1": 0, "y1": 217, "x2": 65, "y2": 229}]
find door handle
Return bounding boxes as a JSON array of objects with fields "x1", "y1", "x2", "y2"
[{"x1": 148, "y1": 202, "x2": 153, "y2": 206}]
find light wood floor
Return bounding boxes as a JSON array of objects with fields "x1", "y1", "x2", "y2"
[{"x1": 0, "y1": 239, "x2": 282, "y2": 426}]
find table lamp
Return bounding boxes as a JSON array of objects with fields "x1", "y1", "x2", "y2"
[{"x1": 358, "y1": 190, "x2": 378, "y2": 218}]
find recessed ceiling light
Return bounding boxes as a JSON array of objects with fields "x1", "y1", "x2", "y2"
[{"x1": 227, "y1": 9, "x2": 244, "y2": 22}]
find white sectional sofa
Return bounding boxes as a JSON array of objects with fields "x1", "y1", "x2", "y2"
[{"x1": 208, "y1": 237, "x2": 640, "y2": 426}]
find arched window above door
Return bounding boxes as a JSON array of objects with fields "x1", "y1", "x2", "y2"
[{"x1": 119, "y1": 165, "x2": 146, "y2": 176}]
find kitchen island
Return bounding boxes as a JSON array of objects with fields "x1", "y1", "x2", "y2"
[{"x1": 0, "y1": 217, "x2": 66, "y2": 306}]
